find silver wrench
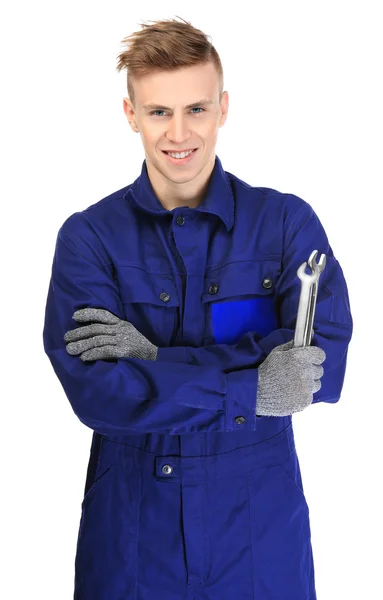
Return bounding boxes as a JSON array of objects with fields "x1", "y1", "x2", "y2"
[{"x1": 293, "y1": 250, "x2": 326, "y2": 347}]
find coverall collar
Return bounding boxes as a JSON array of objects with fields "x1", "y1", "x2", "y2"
[{"x1": 127, "y1": 154, "x2": 235, "y2": 232}]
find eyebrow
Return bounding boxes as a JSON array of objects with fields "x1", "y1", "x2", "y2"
[{"x1": 143, "y1": 99, "x2": 214, "y2": 111}]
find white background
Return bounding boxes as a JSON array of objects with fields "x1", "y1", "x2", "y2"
[{"x1": 1, "y1": 1, "x2": 381, "y2": 598}]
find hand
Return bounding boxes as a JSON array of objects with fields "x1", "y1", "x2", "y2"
[
  {"x1": 64, "y1": 308, "x2": 158, "y2": 361},
  {"x1": 256, "y1": 339, "x2": 326, "y2": 417}
]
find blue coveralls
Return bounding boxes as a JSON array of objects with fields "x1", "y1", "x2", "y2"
[{"x1": 43, "y1": 155, "x2": 353, "y2": 600}]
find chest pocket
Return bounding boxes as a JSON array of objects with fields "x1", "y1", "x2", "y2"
[
  {"x1": 202, "y1": 260, "x2": 281, "y2": 345},
  {"x1": 115, "y1": 266, "x2": 180, "y2": 347}
]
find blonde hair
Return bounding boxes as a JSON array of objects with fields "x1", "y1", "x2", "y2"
[{"x1": 116, "y1": 16, "x2": 224, "y2": 108}]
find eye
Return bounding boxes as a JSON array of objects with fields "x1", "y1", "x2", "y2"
[
  {"x1": 149, "y1": 107, "x2": 205, "y2": 117},
  {"x1": 150, "y1": 110, "x2": 166, "y2": 117}
]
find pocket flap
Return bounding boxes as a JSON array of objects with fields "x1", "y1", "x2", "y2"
[
  {"x1": 202, "y1": 259, "x2": 280, "y2": 303},
  {"x1": 116, "y1": 266, "x2": 180, "y2": 307}
]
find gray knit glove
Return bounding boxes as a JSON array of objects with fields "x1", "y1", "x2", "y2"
[
  {"x1": 64, "y1": 308, "x2": 158, "y2": 361},
  {"x1": 256, "y1": 339, "x2": 326, "y2": 417}
]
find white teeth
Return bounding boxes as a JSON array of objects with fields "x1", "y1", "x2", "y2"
[{"x1": 166, "y1": 149, "x2": 194, "y2": 159}]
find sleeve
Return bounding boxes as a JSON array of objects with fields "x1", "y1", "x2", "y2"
[
  {"x1": 158, "y1": 196, "x2": 353, "y2": 407},
  {"x1": 42, "y1": 220, "x2": 258, "y2": 436}
]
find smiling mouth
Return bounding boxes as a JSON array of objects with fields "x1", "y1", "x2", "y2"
[{"x1": 162, "y1": 149, "x2": 197, "y2": 155}]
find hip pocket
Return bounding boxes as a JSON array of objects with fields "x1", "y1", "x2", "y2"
[
  {"x1": 274, "y1": 447, "x2": 308, "y2": 508},
  {"x1": 74, "y1": 442, "x2": 140, "y2": 599},
  {"x1": 81, "y1": 463, "x2": 115, "y2": 508},
  {"x1": 246, "y1": 450, "x2": 315, "y2": 599}
]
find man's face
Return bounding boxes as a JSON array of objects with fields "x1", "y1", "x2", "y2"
[{"x1": 123, "y1": 62, "x2": 228, "y2": 185}]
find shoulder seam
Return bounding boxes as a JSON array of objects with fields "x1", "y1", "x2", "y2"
[{"x1": 284, "y1": 197, "x2": 312, "y2": 243}]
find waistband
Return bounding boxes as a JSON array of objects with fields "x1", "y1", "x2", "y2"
[{"x1": 98, "y1": 422, "x2": 296, "y2": 484}]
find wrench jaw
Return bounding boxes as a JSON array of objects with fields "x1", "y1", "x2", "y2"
[
  {"x1": 293, "y1": 251, "x2": 326, "y2": 347},
  {"x1": 308, "y1": 250, "x2": 326, "y2": 274}
]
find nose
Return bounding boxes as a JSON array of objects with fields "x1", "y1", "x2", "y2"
[{"x1": 165, "y1": 114, "x2": 193, "y2": 145}]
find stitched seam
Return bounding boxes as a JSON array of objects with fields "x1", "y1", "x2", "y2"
[
  {"x1": 284, "y1": 202, "x2": 307, "y2": 244},
  {"x1": 76, "y1": 213, "x2": 116, "y2": 266},
  {"x1": 324, "y1": 285, "x2": 353, "y2": 326},
  {"x1": 117, "y1": 258, "x2": 281, "y2": 274},
  {"x1": 60, "y1": 233, "x2": 281, "y2": 274},
  {"x1": 206, "y1": 257, "x2": 280, "y2": 272},
  {"x1": 58, "y1": 231, "x2": 102, "y2": 268},
  {"x1": 132, "y1": 468, "x2": 141, "y2": 599},
  {"x1": 246, "y1": 475, "x2": 256, "y2": 597}
]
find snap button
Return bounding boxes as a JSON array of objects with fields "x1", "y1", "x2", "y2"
[
  {"x1": 176, "y1": 215, "x2": 185, "y2": 226},
  {"x1": 262, "y1": 277, "x2": 273, "y2": 289},
  {"x1": 162, "y1": 464, "x2": 173, "y2": 475},
  {"x1": 159, "y1": 292, "x2": 171, "y2": 303},
  {"x1": 234, "y1": 416, "x2": 246, "y2": 424},
  {"x1": 208, "y1": 283, "x2": 219, "y2": 295}
]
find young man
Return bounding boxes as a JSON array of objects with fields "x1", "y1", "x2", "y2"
[{"x1": 43, "y1": 17, "x2": 353, "y2": 600}]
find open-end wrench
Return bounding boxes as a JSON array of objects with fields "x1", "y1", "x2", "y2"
[
  {"x1": 294, "y1": 250, "x2": 326, "y2": 347},
  {"x1": 305, "y1": 250, "x2": 326, "y2": 345}
]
